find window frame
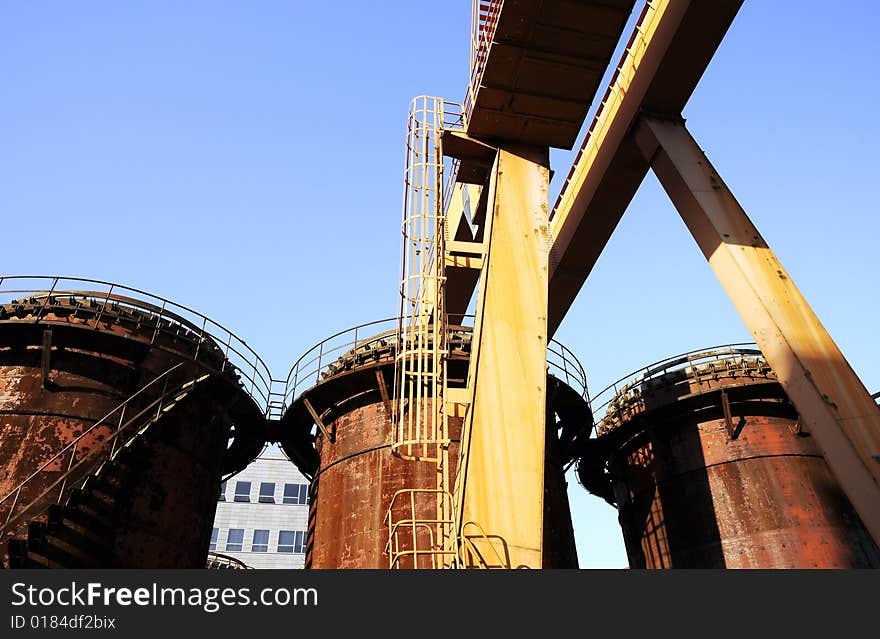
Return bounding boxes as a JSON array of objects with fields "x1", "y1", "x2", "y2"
[
  {"x1": 277, "y1": 530, "x2": 295, "y2": 553},
  {"x1": 226, "y1": 528, "x2": 245, "y2": 552},
  {"x1": 258, "y1": 482, "x2": 276, "y2": 504},
  {"x1": 252, "y1": 529, "x2": 270, "y2": 553},
  {"x1": 233, "y1": 481, "x2": 252, "y2": 503},
  {"x1": 282, "y1": 483, "x2": 298, "y2": 504}
]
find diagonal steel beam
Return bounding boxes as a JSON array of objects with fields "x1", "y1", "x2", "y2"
[
  {"x1": 635, "y1": 114, "x2": 880, "y2": 544},
  {"x1": 548, "y1": 0, "x2": 743, "y2": 336}
]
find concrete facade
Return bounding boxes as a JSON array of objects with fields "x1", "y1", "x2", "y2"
[{"x1": 211, "y1": 447, "x2": 309, "y2": 569}]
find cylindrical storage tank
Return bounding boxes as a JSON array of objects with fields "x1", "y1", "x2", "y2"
[
  {"x1": 281, "y1": 321, "x2": 588, "y2": 569},
  {"x1": 578, "y1": 346, "x2": 880, "y2": 568},
  {"x1": 0, "y1": 278, "x2": 265, "y2": 568}
]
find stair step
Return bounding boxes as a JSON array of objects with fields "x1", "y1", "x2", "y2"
[
  {"x1": 27, "y1": 512, "x2": 104, "y2": 569},
  {"x1": 90, "y1": 470, "x2": 126, "y2": 496},
  {"x1": 84, "y1": 464, "x2": 132, "y2": 494},
  {"x1": 25, "y1": 541, "x2": 83, "y2": 569},
  {"x1": 31, "y1": 528, "x2": 99, "y2": 569},
  {"x1": 63, "y1": 501, "x2": 115, "y2": 536},
  {"x1": 21, "y1": 549, "x2": 52, "y2": 568},
  {"x1": 78, "y1": 479, "x2": 117, "y2": 507},
  {"x1": 49, "y1": 505, "x2": 108, "y2": 549}
]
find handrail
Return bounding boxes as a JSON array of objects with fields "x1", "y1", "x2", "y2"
[
  {"x1": 465, "y1": 0, "x2": 504, "y2": 119},
  {"x1": 282, "y1": 317, "x2": 400, "y2": 410},
  {"x1": 0, "y1": 362, "x2": 185, "y2": 512},
  {"x1": 282, "y1": 316, "x2": 589, "y2": 410},
  {"x1": 588, "y1": 343, "x2": 767, "y2": 426},
  {"x1": 549, "y1": 0, "x2": 659, "y2": 224},
  {"x1": 0, "y1": 366, "x2": 206, "y2": 539},
  {"x1": 0, "y1": 277, "x2": 591, "y2": 445},
  {"x1": 459, "y1": 520, "x2": 508, "y2": 569},
  {"x1": 0, "y1": 275, "x2": 273, "y2": 415},
  {"x1": 206, "y1": 552, "x2": 251, "y2": 569},
  {"x1": 384, "y1": 488, "x2": 457, "y2": 569}
]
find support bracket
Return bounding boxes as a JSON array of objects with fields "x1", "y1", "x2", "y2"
[
  {"x1": 303, "y1": 397, "x2": 334, "y2": 443},
  {"x1": 41, "y1": 329, "x2": 53, "y2": 389}
]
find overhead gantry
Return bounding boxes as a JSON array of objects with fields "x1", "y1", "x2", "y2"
[{"x1": 397, "y1": 0, "x2": 880, "y2": 568}]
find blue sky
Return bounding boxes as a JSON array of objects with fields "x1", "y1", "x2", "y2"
[{"x1": 2, "y1": 1, "x2": 878, "y2": 568}]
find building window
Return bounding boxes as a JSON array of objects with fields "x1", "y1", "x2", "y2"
[
  {"x1": 259, "y1": 482, "x2": 275, "y2": 504},
  {"x1": 226, "y1": 529, "x2": 244, "y2": 552},
  {"x1": 252, "y1": 529, "x2": 269, "y2": 553},
  {"x1": 209, "y1": 528, "x2": 219, "y2": 551},
  {"x1": 234, "y1": 481, "x2": 251, "y2": 503},
  {"x1": 218, "y1": 481, "x2": 226, "y2": 501},
  {"x1": 277, "y1": 530, "x2": 306, "y2": 554},
  {"x1": 283, "y1": 483, "x2": 310, "y2": 505},
  {"x1": 277, "y1": 531, "x2": 295, "y2": 553}
]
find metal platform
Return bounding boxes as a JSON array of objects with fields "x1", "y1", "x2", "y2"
[{"x1": 465, "y1": 0, "x2": 637, "y2": 148}]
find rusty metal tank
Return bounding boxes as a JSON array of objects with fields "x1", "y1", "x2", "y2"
[
  {"x1": 577, "y1": 345, "x2": 880, "y2": 568},
  {"x1": 279, "y1": 319, "x2": 589, "y2": 569},
  {"x1": 0, "y1": 276, "x2": 267, "y2": 567}
]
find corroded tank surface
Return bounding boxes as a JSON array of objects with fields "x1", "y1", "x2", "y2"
[
  {"x1": 579, "y1": 347, "x2": 880, "y2": 568},
  {"x1": 309, "y1": 400, "x2": 464, "y2": 568},
  {"x1": 0, "y1": 280, "x2": 263, "y2": 568},
  {"x1": 0, "y1": 298, "x2": 191, "y2": 534},
  {"x1": 280, "y1": 323, "x2": 588, "y2": 569},
  {"x1": 0, "y1": 364, "x2": 123, "y2": 521}
]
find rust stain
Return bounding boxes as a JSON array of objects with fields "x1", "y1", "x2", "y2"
[
  {"x1": 598, "y1": 356, "x2": 880, "y2": 568},
  {"x1": 309, "y1": 400, "x2": 462, "y2": 569},
  {"x1": 0, "y1": 298, "x2": 237, "y2": 567}
]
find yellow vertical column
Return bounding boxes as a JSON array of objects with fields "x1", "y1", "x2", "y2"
[
  {"x1": 635, "y1": 115, "x2": 880, "y2": 544},
  {"x1": 456, "y1": 146, "x2": 550, "y2": 568}
]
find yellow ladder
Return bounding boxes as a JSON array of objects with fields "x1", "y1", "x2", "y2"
[{"x1": 388, "y1": 95, "x2": 455, "y2": 569}]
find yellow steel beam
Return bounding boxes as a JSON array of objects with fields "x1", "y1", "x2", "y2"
[
  {"x1": 634, "y1": 115, "x2": 880, "y2": 543},
  {"x1": 547, "y1": 0, "x2": 743, "y2": 336},
  {"x1": 454, "y1": 146, "x2": 550, "y2": 569}
]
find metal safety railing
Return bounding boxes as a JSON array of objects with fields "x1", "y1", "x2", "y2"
[
  {"x1": 0, "y1": 276, "x2": 273, "y2": 416},
  {"x1": 0, "y1": 278, "x2": 590, "y2": 429},
  {"x1": 551, "y1": 0, "x2": 663, "y2": 224},
  {"x1": 0, "y1": 364, "x2": 207, "y2": 539},
  {"x1": 281, "y1": 318, "x2": 401, "y2": 410},
  {"x1": 282, "y1": 317, "x2": 588, "y2": 410},
  {"x1": 458, "y1": 520, "x2": 509, "y2": 569},
  {"x1": 441, "y1": 101, "x2": 466, "y2": 215},
  {"x1": 588, "y1": 343, "x2": 767, "y2": 435},
  {"x1": 465, "y1": 0, "x2": 503, "y2": 119},
  {"x1": 384, "y1": 488, "x2": 458, "y2": 569},
  {"x1": 206, "y1": 552, "x2": 251, "y2": 569}
]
